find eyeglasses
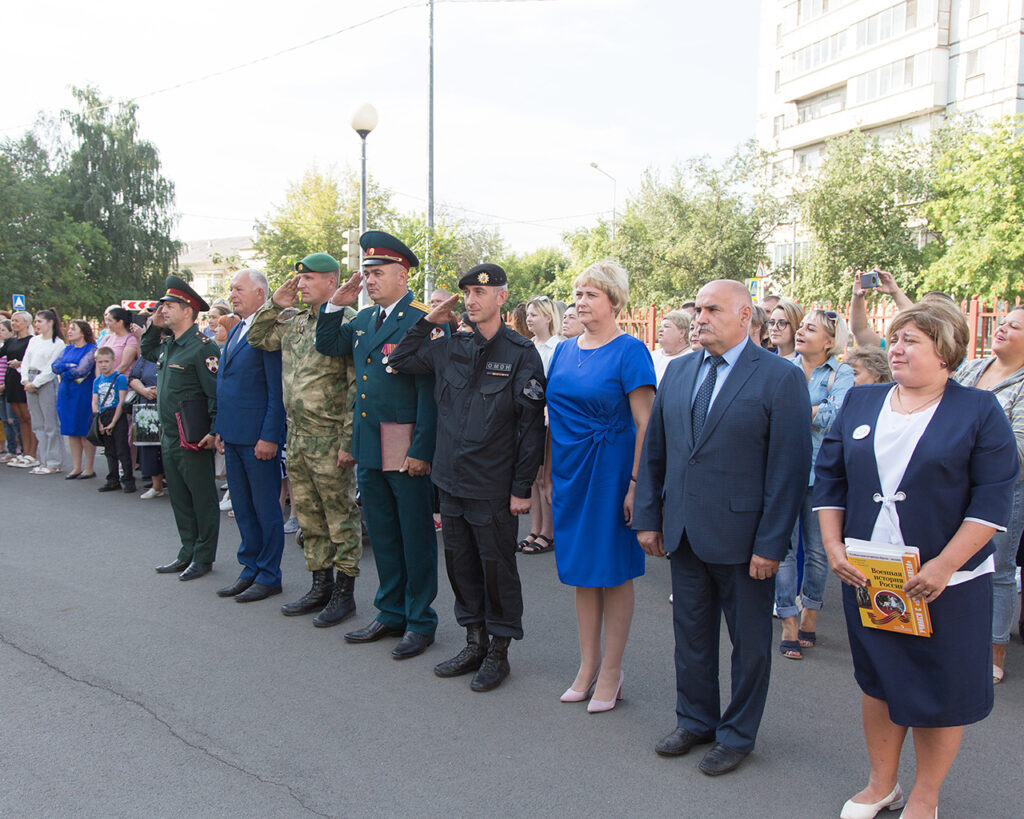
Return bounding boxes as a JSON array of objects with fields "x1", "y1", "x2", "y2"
[{"x1": 766, "y1": 319, "x2": 790, "y2": 329}]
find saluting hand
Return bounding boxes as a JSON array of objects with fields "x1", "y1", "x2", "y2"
[
  {"x1": 425, "y1": 294, "x2": 460, "y2": 326},
  {"x1": 330, "y1": 271, "x2": 364, "y2": 307},
  {"x1": 272, "y1": 277, "x2": 300, "y2": 309}
]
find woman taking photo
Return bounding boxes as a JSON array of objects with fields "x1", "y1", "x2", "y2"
[
  {"x1": 768, "y1": 299, "x2": 803, "y2": 360},
  {"x1": 52, "y1": 320, "x2": 97, "y2": 479},
  {"x1": 545, "y1": 260, "x2": 655, "y2": 713},
  {"x1": 650, "y1": 310, "x2": 692, "y2": 386},
  {"x1": 954, "y1": 305, "x2": 1024, "y2": 685},
  {"x1": 100, "y1": 307, "x2": 138, "y2": 375},
  {"x1": 21, "y1": 309, "x2": 66, "y2": 474},
  {"x1": 777, "y1": 310, "x2": 854, "y2": 660},
  {"x1": 520, "y1": 296, "x2": 563, "y2": 555},
  {"x1": 814, "y1": 301, "x2": 1017, "y2": 819},
  {"x1": 1, "y1": 311, "x2": 35, "y2": 467}
]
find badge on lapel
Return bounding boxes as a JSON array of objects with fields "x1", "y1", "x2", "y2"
[{"x1": 852, "y1": 424, "x2": 871, "y2": 440}]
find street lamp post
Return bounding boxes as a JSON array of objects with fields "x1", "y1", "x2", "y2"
[
  {"x1": 351, "y1": 103, "x2": 378, "y2": 309},
  {"x1": 589, "y1": 161, "x2": 617, "y2": 242}
]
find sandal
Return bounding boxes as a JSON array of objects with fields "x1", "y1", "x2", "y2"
[
  {"x1": 521, "y1": 535, "x2": 554, "y2": 555},
  {"x1": 517, "y1": 532, "x2": 539, "y2": 552},
  {"x1": 797, "y1": 629, "x2": 817, "y2": 648},
  {"x1": 779, "y1": 640, "x2": 803, "y2": 660},
  {"x1": 994, "y1": 664, "x2": 1005, "y2": 685}
]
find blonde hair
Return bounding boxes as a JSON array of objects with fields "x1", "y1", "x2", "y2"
[
  {"x1": 771, "y1": 299, "x2": 804, "y2": 334},
  {"x1": 574, "y1": 260, "x2": 630, "y2": 314},
  {"x1": 663, "y1": 310, "x2": 692, "y2": 334},
  {"x1": 527, "y1": 296, "x2": 560, "y2": 337},
  {"x1": 804, "y1": 309, "x2": 849, "y2": 358},
  {"x1": 888, "y1": 301, "x2": 969, "y2": 372},
  {"x1": 845, "y1": 346, "x2": 892, "y2": 383}
]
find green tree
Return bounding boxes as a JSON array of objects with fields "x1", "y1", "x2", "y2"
[
  {"x1": 923, "y1": 115, "x2": 1024, "y2": 300},
  {"x1": 62, "y1": 86, "x2": 180, "y2": 304},
  {"x1": 254, "y1": 165, "x2": 397, "y2": 288},
  {"x1": 0, "y1": 132, "x2": 109, "y2": 315},
  {"x1": 796, "y1": 130, "x2": 930, "y2": 305},
  {"x1": 499, "y1": 246, "x2": 571, "y2": 307}
]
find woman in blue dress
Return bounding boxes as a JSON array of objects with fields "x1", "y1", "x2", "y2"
[
  {"x1": 52, "y1": 320, "x2": 97, "y2": 478},
  {"x1": 546, "y1": 260, "x2": 655, "y2": 713}
]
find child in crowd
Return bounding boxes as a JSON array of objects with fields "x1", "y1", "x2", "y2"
[{"x1": 93, "y1": 347, "x2": 134, "y2": 493}]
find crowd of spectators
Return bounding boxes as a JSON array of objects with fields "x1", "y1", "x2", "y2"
[{"x1": 3, "y1": 262, "x2": 1023, "y2": 817}]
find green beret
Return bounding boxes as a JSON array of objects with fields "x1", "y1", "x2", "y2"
[{"x1": 295, "y1": 253, "x2": 340, "y2": 273}]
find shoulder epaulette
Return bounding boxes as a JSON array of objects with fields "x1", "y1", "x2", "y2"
[
  {"x1": 409, "y1": 300, "x2": 431, "y2": 314},
  {"x1": 359, "y1": 304, "x2": 377, "y2": 314},
  {"x1": 196, "y1": 331, "x2": 210, "y2": 343}
]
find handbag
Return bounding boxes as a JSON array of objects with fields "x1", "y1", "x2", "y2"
[{"x1": 86, "y1": 379, "x2": 118, "y2": 446}]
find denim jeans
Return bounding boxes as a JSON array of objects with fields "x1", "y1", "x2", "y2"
[
  {"x1": 991, "y1": 480, "x2": 1024, "y2": 644},
  {"x1": 775, "y1": 486, "x2": 828, "y2": 619},
  {"x1": 0, "y1": 397, "x2": 20, "y2": 454}
]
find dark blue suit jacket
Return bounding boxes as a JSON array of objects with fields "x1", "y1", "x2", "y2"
[
  {"x1": 633, "y1": 339, "x2": 811, "y2": 564},
  {"x1": 812, "y1": 380, "x2": 1018, "y2": 571},
  {"x1": 213, "y1": 321, "x2": 286, "y2": 446}
]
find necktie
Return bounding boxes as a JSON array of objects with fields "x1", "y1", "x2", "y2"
[
  {"x1": 375, "y1": 307, "x2": 386, "y2": 331},
  {"x1": 691, "y1": 355, "x2": 726, "y2": 445}
]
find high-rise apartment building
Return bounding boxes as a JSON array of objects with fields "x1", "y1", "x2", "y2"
[{"x1": 757, "y1": 0, "x2": 1024, "y2": 268}]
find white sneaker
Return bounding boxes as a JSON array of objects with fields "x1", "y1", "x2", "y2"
[
  {"x1": 283, "y1": 515, "x2": 299, "y2": 534},
  {"x1": 140, "y1": 488, "x2": 165, "y2": 499}
]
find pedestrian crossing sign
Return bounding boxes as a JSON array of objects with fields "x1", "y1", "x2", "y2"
[{"x1": 12, "y1": 294, "x2": 25, "y2": 310}]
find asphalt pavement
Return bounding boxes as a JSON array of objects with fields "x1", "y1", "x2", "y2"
[{"x1": 1, "y1": 467, "x2": 1021, "y2": 818}]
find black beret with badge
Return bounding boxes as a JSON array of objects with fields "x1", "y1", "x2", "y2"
[{"x1": 458, "y1": 263, "x2": 507, "y2": 289}]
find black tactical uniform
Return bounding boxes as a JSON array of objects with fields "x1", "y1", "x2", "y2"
[{"x1": 389, "y1": 264, "x2": 545, "y2": 690}]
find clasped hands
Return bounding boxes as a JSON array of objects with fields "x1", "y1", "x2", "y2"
[
  {"x1": 637, "y1": 530, "x2": 780, "y2": 579},
  {"x1": 826, "y1": 539, "x2": 953, "y2": 603}
]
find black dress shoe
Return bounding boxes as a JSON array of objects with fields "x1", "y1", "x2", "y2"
[
  {"x1": 344, "y1": 620, "x2": 405, "y2": 643},
  {"x1": 654, "y1": 728, "x2": 716, "y2": 757},
  {"x1": 216, "y1": 577, "x2": 254, "y2": 597},
  {"x1": 697, "y1": 743, "x2": 748, "y2": 776},
  {"x1": 391, "y1": 631, "x2": 434, "y2": 660},
  {"x1": 98, "y1": 481, "x2": 121, "y2": 492},
  {"x1": 155, "y1": 558, "x2": 191, "y2": 574},
  {"x1": 235, "y1": 583, "x2": 283, "y2": 603},
  {"x1": 179, "y1": 562, "x2": 213, "y2": 581}
]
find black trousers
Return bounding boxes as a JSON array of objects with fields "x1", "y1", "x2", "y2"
[
  {"x1": 438, "y1": 490, "x2": 523, "y2": 639},
  {"x1": 103, "y1": 414, "x2": 132, "y2": 486}
]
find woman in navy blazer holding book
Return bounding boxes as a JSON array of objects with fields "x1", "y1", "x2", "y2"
[{"x1": 813, "y1": 300, "x2": 1017, "y2": 819}]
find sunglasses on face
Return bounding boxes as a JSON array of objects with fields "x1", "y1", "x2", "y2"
[{"x1": 766, "y1": 319, "x2": 790, "y2": 329}]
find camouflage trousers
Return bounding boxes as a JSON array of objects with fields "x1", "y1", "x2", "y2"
[{"x1": 287, "y1": 430, "x2": 361, "y2": 576}]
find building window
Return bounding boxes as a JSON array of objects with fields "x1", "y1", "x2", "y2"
[
  {"x1": 848, "y1": 52, "x2": 928, "y2": 106},
  {"x1": 966, "y1": 49, "x2": 982, "y2": 77},
  {"x1": 969, "y1": 0, "x2": 983, "y2": 18},
  {"x1": 775, "y1": 70, "x2": 781, "y2": 92},
  {"x1": 774, "y1": 115, "x2": 785, "y2": 137},
  {"x1": 777, "y1": 23, "x2": 783, "y2": 47},
  {"x1": 797, "y1": 87, "x2": 846, "y2": 123}
]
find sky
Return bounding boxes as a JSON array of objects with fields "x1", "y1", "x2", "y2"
[{"x1": 2, "y1": 0, "x2": 763, "y2": 255}]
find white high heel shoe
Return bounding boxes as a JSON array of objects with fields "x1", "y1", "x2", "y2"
[
  {"x1": 586, "y1": 671, "x2": 624, "y2": 713},
  {"x1": 840, "y1": 784, "x2": 904, "y2": 819}
]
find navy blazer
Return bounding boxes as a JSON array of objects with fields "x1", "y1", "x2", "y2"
[
  {"x1": 633, "y1": 339, "x2": 811, "y2": 564},
  {"x1": 213, "y1": 320, "x2": 286, "y2": 446},
  {"x1": 812, "y1": 380, "x2": 1018, "y2": 571}
]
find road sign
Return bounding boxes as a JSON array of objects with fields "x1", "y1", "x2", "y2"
[
  {"x1": 12, "y1": 294, "x2": 25, "y2": 310},
  {"x1": 745, "y1": 277, "x2": 763, "y2": 303},
  {"x1": 121, "y1": 300, "x2": 160, "y2": 311}
]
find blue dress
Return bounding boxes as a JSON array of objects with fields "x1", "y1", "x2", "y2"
[
  {"x1": 52, "y1": 344, "x2": 96, "y2": 437},
  {"x1": 547, "y1": 334, "x2": 656, "y2": 587}
]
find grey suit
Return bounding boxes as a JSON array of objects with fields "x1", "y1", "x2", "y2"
[{"x1": 634, "y1": 338, "x2": 810, "y2": 752}]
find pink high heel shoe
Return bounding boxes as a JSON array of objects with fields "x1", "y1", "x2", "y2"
[
  {"x1": 560, "y1": 669, "x2": 600, "y2": 702},
  {"x1": 587, "y1": 671, "x2": 624, "y2": 713}
]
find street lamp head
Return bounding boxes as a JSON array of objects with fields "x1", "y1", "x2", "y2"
[
  {"x1": 590, "y1": 161, "x2": 599, "y2": 169},
  {"x1": 351, "y1": 103, "x2": 379, "y2": 138}
]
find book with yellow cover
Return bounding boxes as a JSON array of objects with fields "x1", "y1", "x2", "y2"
[{"x1": 845, "y1": 539, "x2": 932, "y2": 638}]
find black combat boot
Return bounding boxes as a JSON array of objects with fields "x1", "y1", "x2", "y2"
[
  {"x1": 433, "y1": 624, "x2": 488, "y2": 678},
  {"x1": 312, "y1": 573, "x2": 356, "y2": 627},
  {"x1": 280, "y1": 569, "x2": 334, "y2": 616},
  {"x1": 470, "y1": 635, "x2": 511, "y2": 692}
]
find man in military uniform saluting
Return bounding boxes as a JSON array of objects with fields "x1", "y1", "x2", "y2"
[
  {"x1": 316, "y1": 230, "x2": 441, "y2": 660},
  {"x1": 248, "y1": 253, "x2": 364, "y2": 626},
  {"x1": 142, "y1": 276, "x2": 221, "y2": 581},
  {"x1": 389, "y1": 263, "x2": 546, "y2": 691}
]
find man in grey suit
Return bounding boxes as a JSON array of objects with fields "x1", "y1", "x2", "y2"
[{"x1": 633, "y1": 279, "x2": 810, "y2": 776}]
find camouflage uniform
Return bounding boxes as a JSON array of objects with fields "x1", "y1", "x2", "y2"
[{"x1": 248, "y1": 300, "x2": 360, "y2": 575}]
